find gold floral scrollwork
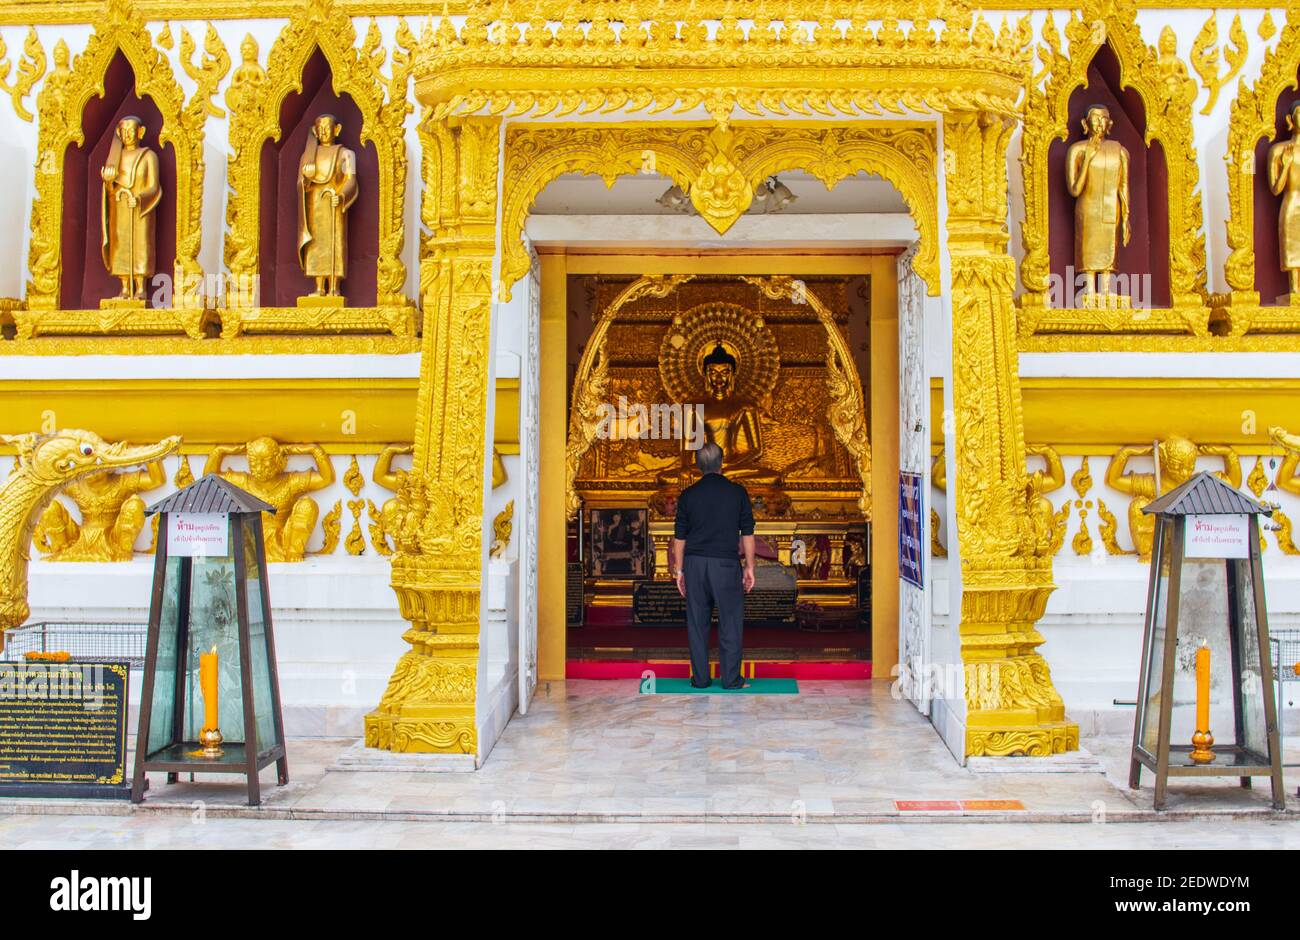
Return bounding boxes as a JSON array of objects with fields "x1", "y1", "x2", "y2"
[
  {"x1": 222, "y1": 0, "x2": 415, "y2": 337},
  {"x1": 499, "y1": 122, "x2": 939, "y2": 302},
  {"x1": 1190, "y1": 13, "x2": 1247, "y2": 117},
  {"x1": 0, "y1": 26, "x2": 45, "y2": 122},
  {"x1": 22, "y1": 0, "x2": 210, "y2": 337},
  {"x1": 1018, "y1": 0, "x2": 1209, "y2": 345},
  {"x1": 1221, "y1": 7, "x2": 1300, "y2": 336},
  {"x1": 489, "y1": 500, "x2": 514, "y2": 559}
]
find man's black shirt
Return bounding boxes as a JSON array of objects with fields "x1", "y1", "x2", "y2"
[{"x1": 673, "y1": 472, "x2": 755, "y2": 558}]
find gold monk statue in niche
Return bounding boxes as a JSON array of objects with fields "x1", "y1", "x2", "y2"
[
  {"x1": 298, "y1": 113, "x2": 358, "y2": 299},
  {"x1": 1106, "y1": 435, "x2": 1242, "y2": 560},
  {"x1": 660, "y1": 342, "x2": 782, "y2": 487},
  {"x1": 100, "y1": 115, "x2": 161, "y2": 301},
  {"x1": 1066, "y1": 104, "x2": 1130, "y2": 301},
  {"x1": 1268, "y1": 102, "x2": 1300, "y2": 297},
  {"x1": 33, "y1": 457, "x2": 168, "y2": 561},
  {"x1": 205, "y1": 437, "x2": 335, "y2": 562}
]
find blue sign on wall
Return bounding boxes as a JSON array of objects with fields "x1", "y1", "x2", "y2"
[{"x1": 898, "y1": 471, "x2": 924, "y2": 589}]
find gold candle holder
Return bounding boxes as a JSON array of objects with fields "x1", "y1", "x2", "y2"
[{"x1": 198, "y1": 726, "x2": 224, "y2": 759}]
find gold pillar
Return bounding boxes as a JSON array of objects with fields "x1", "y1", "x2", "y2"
[
  {"x1": 869, "y1": 254, "x2": 900, "y2": 674},
  {"x1": 943, "y1": 112, "x2": 1078, "y2": 757},
  {"x1": 538, "y1": 251, "x2": 569, "y2": 684},
  {"x1": 365, "y1": 115, "x2": 502, "y2": 754}
]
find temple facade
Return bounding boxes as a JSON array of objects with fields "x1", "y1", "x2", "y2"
[{"x1": 1, "y1": 0, "x2": 1299, "y2": 767}]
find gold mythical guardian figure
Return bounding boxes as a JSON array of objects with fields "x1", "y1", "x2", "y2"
[
  {"x1": 205, "y1": 437, "x2": 334, "y2": 562},
  {"x1": 0, "y1": 431, "x2": 179, "y2": 647},
  {"x1": 298, "y1": 114, "x2": 358, "y2": 299},
  {"x1": 660, "y1": 342, "x2": 782, "y2": 487},
  {"x1": 1066, "y1": 105, "x2": 1130, "y2": 300},
  {"x1": 1106, "y1": 435, "x2": 1242, "y2": 559},
  {"x1": 33, "y1": 458, "x2": 167, "y2": 561},
  {"x1": 1270, "y1": 426, "x2": 1300, "y2": 494},
  {"x1": 1023, "y1": 444, "x2": 1067, "y2": 557},
  {"x1": 1268, "y1": 103, "x2": 1300, "y2": 297},
  {"x1": 372, "y1": 443, "x2": 506, "y2": 553},
  {"x1": 100, "y1": 116, "x2": 161, "y2": 301}
]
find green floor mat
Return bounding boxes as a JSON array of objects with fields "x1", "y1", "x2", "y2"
[{"x1": 639, "y1": 677, "x2": 798, "y2": 694}]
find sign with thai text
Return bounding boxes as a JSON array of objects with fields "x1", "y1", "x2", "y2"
[
  {"x1": 898, "y1": 471, "x2": 924, "y2": 588},
  {"x1": 167, "y1": 513, "x2": 228, "y2": 557},
  {"x1": 1185, "y1": 514, "x2": 1250, "y2": 559}
]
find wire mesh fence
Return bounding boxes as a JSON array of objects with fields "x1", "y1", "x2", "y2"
[{"x1": 1, "y1": 622, "x2": 147, "y2": 667}]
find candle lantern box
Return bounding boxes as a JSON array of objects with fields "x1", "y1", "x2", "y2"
[
  {"x1": 1129, "y1": 472, "x2": 1285, "y2": 810},
  {"x1": 130, "y1": 475, "x2": 289, "y2": 806}
]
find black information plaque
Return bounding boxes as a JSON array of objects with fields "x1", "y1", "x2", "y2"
[
  {"x1": 566, "y1": 562, "x2": 585, "y2": 627},
  {"x1": 633, "y1": 581, "x2": 797, "y2": 625},
  {"x1": 0, "y1": 659, "x2": 131, "y2": 800}
]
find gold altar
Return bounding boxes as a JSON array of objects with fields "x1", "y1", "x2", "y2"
[{"x1": 569, "y1": 274, "x2": 872, "y2": 616}]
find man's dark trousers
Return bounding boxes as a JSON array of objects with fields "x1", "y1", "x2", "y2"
[{"x1": 683, "y1": 554, "x2": 744, "y2": 687}]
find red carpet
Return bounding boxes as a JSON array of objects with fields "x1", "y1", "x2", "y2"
[{"x1": 567, "y1": 659, "x2": 871, "y2": 679}]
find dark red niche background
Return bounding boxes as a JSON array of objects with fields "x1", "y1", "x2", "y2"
[
  {"x1": 1251, "y1": 65, "x2": 1300, "y2": 305},
  {"x1": 1046, "y1": 42, "x2": 1171, "y2": 308},
  {"x1": 257, "y1": 48, "x2": 379, "y2": 309},
  {"x1": 61, "y1": 50, "x2": 178, "y2": 310}
]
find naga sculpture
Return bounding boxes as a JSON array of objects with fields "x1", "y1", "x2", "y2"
[{"x1": 0, "y1": 430, "x2": 180, "y2": 647}]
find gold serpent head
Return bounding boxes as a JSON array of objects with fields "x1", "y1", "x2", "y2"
[{"x1": 2, "y1": 430, "x2": 180, "y2": 487}]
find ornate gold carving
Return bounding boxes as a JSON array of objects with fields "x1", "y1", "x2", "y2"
[
  {"x1": 1018, "y1": 0, "x2": 1209, "y2": 341},
  {"x1": 33, "y1": 458, "x2": 165, "y2": 561},
  {"x1": 500, "y1": 121, "x2": 939, "y2": 301},
  {"x1": 22, "y1": 0, "x2": 215, "y2": 335},
  {"x1": 930, "y1": 507, "x2": 946, "y2": 558},
  {"x1": 1261, "y1": 11, "x2": 1279, "y2": 42},
  {"x1": 222, "y1": 0, "x2": 415, "y2": 337},
  {"x1": 1095, "y1": 498, "x2": 1129, "y2": 555},
  {"x1": 0, "y1": 27, "x2": 45, "y2": 122},
  {"x1": 366, "y1": 115, "x2": 500, "y2": 755},
  {"x1": 0, "y1": 430, "x2": 178, "y2": 646},
  {"x1": 344, "y1": 498, "x2": 366, "y2": 555},
  {"x1": 489, "y1": 499, "x2": 513, "y2": 558},
  {"x1": 319, "y1": 499, "x2": 342, "y2": 555},
  {"x1": 1221, "y1": 7, "x2": 1300, "y2": 335},
  {"x1": 1191, "y1": 13, "x2": 1247, "y2": 116},
  {"x1": 203, "y1": 437, "x2": 335, "y2": 562}
]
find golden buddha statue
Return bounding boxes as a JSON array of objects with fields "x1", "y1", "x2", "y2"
[
  {"x1": 1106, "y1": 435, "x2": 1242, "y2": 560},
  {"x1": 1268, "y1": 103, "x2": 1300, "y2": 296},
  {"x1": 298, "y1": 114, "x2": 358, "y2": 299},
  {"x1": 660, "y1": 342, "x2": 782, "y2": 487},
  {"x1": 33, "y1": 459, "x2": 166, "y2": 561},
  {"x1": 100, "y1": 115, "x2": 161, "y2": 301},
  {"x1": 1066, "y1": 105, "x2": 1130, "y2": 300},
  {"x1": 205, "y1": 437, "x2": 335, "y2": 562}
]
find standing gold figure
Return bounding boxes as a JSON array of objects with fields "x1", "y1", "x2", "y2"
[
  {"x1": 100, "y1": 116, "x2": 160, "y2": 300},
  {"x1": 298, "y1": 114, "x2": 357, "y2": 297},
  {"x1": 1106, "y1": 436, "x2": 1242, "y2": 560},
  {"x1": 1268, "y1": 103, "x2": 1300, "y2": 296},
  {"x1": 1066, "y1": 105, "x2": 1131, "y2": 299},
  {"x1": 33, "y1": 459, "x2": 167, "y2": 561},
  {"x1": 205, "y1": 437, "x2": 335, "y2": 562}
]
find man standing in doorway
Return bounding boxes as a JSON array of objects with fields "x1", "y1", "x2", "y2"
[{"x1": 672, "y1": 442, "x2": 757, "y2": 689}]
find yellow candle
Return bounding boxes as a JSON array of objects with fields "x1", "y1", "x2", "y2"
[
  {"x1": 199, "y1": 645, "x2": 219, "y2": 731},
  {"x1": 1195, "y1": 645, "x2": 1210, "y2": 733}
]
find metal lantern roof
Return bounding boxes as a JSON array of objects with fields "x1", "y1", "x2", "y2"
[
  {"x1": 145, "y1": 474, "x2": 275, "y2": 516},
  {"x1": 1141, "y1": 470, "x2": 1270, "y2": 518}
]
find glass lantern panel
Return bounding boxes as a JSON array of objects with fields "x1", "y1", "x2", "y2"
[
  {"x1": 241, "y1": 516, "x2": 280, "y2": 752},
  {"x1": 1139, "y1": 521, "x2": 1176, "y2": 754},
  {"x1": 146, "y1": 553, "x2": 184, "y2": 756},
  {"x1": 182, "y1": 525, "x2": 246, "y2": 745},
  {"x1": 1231, "y1": 557, "x2": 1268, "y2": 758},
  {"x1": 1166, "y1": 554, "x2": 1236, "y2": 758}
]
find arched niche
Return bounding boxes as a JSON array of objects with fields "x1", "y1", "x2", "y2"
[
  {"x1": 1251, "y1": 70, "x2": 1300, "y2": 307},
  {"x1": 60, "y1": 50, "x2": 177, "y2": 311},
  {"x1": 256, "y1": 48, "x2": 379, "y2": 309},
  {"x1": 1046, "y1": 41, "x2": 1170, "y2": 309}
]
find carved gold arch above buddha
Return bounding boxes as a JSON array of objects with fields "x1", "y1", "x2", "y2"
[
  {"x1": 1220, "y1": 5, "x2": 1300, "y2": 336},
  {"x1": 497, "y1": 121, "x2": 940, "y2": 304},
  {"x1": 19, "y1": 0, "x2": 224, "y2": 339},
  {"x1": 562, "y1": 273, "x2": 873, "y2": 521},
  {"x1": 221, "y1": 0, "x2": 416, "y2": 337},
  {"x1": 1018, "y1": 0, "x2": 1210, "y2": 345}
]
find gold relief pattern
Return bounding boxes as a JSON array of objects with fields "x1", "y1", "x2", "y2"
[
  {"x1": 0, "y1": 26, "x2": 46, "y2": 122},
  {"x1": 1190, "y1": 12, "x2": 1247, "y2": 116},
  {"x1": 222, "y1": 0, "x2": 416, "y2": 337},
  {"x1": 1018, "y1": 0, "x2": 1210, "y2": 342},
  {"x1": 344, "y1": 498, "x2": 366, "y2": 555},
  {"x1": 21, "y1": 0, "x2": 221, "y2": 337},
  {"x1": 489, "y1": 499, "x2": 513, "y2": 559},
  {"x1": 0, "y1": 430, "x2": 178, "y2": 646},
  {"x1": 366, "y1": 114, "x2": 500, "y2": 755},
  {"x1": 1221, "y1": 6, "x2": 1300, "y2": 335},
  {"x1": 499, "y1": 121, "x2": 939, "y2": 301}
]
